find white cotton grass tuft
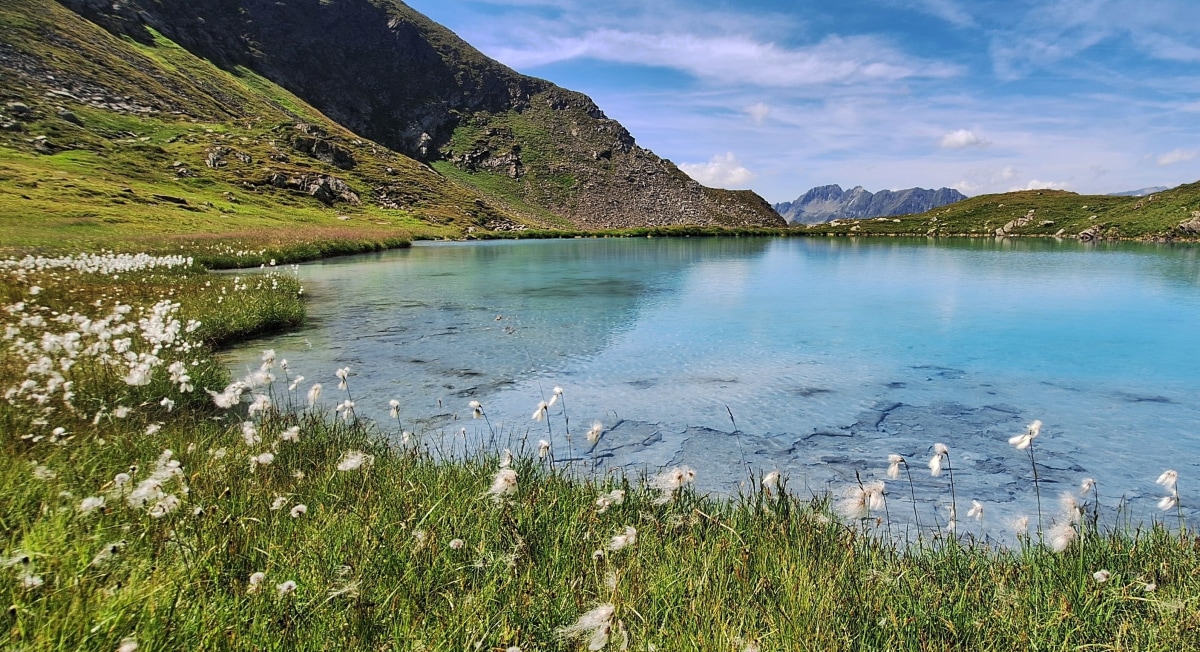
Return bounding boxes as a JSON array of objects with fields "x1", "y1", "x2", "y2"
[
  {"x1": 449, "y1": 538, "x2": 465, "y2": 550},
  {"x1": 1158, "y1": 495, "x2": 1178, "y2": 511},
  {"x1": 1008, "y1": 419, "x2": 1043, "y2": 450},
  {"x1": 1012, "y1": 515, "x2": 1030, "y2": 534},
  {"x1": 79, "y1": 495, "x2": 105, "y2": 515},
  {"x1": 335, "y1": 399, "x2": 355, "y2": 422},
  {"x1": 388, "y1": 399, "x2": 400, "y2": 419},
  {"x1": 928, "y1": 444, "x2": 948, "y2": 477},
  {"x1": 280, "y1": 426, "x2": 300, "y2": 443},
  {"x1": 967, "y1": 500, "x2": 984, "y2": 521},
  {"x1": 837, "y1": 482, "x2": 886, "y2": 521},
  {"x1": 608, "y1": 526, "x2": 638, "y2": 552},
  {"x1": 250, "y1": 452, "x2": 275, "y2": 470},
  {"x1": 307, "y1": 383, "x2": 322, "y2": 407},
  {"x1": 276, "y1": 580, "x2": 297, "y2": 596},
  {"x1": 247, "y1": 571, "x2": 266, "y2": 594},
  {"x1": 650, "y1": 466, "x2": 695, "y2": 504},
  {"x1": 1048, "y1": 523, "x2": 1077, "y2": 553},
  {"x1": 270, "y1": 496, "x2": 288, "y2": 511},
  {"x1": 1080, "y1": 478, "x2": 1096, "y2": 495},
  {"x1": 289, "y1": 504, "x2": 307, "y2": 518},
  {"x1": 586, "y1": 421, "x2": 604, "y2": 445},
  {"x1": 335, "y1": 367, "x2": 350, "y2": 390},
  {"x1": 1157, "y1": 469, "x2": 1178, "y2": 492},
  {"x1": 499, "y1": 449, "x2": 513, "y2": 469},
  {"x1": 117, "y1": 636, "x2": 138, "y2": 652},
  {"x1": 485, "y1": 468, "x2": 519, "y2": 503},
  {"x1": 469, "y1": 400, "x2": 483, "y2": 419},
  {"x1": 532, "y1": 401, "x2": 548, "y2": 422},
  {"x1": 1093, "y1": 569, "x2": 1111, "y2": 584},
  {"x1": 556, "y1": 603, "x2": 615, "y2": 651},
  {"x1": 595, "y1": 489, "x2": 625, "y2": 513},
  {"x1": 537, "y1": 439, "x2": 551, "y2": 459},
  {"x1": 1058, "y1": 492, "x2": 1081, "y2": 524},
  {"x1": 762, "y1": 470, "x2": 781, "y2": 493},
  {"x1": 336, "y1": 450, "x2": 375, "y2": 472},
  {"x1": 241, "y1": 421, "x2": 260, "y2": 446},
  {"x1": 886, "y1": 454, "x2": 904, "y2": 480}
]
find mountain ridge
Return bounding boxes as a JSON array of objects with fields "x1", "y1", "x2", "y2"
[
  {"x1": 42, "y1": 0, "x2": 783, "y2": 231},
  {"x1": 774, "y1": 184, "x2": 967, "y2": 224}
]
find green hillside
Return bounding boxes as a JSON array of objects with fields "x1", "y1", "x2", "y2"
[
  {"x1": 800, "y1": 185, "x2": 1200, "y2": 240},
  {"x1": 0, "y1": 0, "x2": 563, "y2": 261},
  {"x1": 0, "y1": 0, "x2": 783, "y2": 262}
]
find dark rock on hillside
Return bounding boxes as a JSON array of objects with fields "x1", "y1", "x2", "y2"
[
  {"x1": 56, "y1": 0, "x2": 783, "y2": 229},
  {"x1": 775, "y1": 184, "x2": 966, "y2": 224}
]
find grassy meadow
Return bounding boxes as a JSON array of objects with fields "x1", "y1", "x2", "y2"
[{"x1": 2, "y1": 249, "x2": 1199, "y2": 652}]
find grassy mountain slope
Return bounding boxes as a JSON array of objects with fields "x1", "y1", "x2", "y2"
[
  {"x1": 0, "y1": 0, "x2": 782, "y2": 253},
  {"x1": 799, "y1": 185, "x2": 1200, "y2": 240},
  {"x1": 0, "y1": 0, "x2": 559, "y2": 257}
]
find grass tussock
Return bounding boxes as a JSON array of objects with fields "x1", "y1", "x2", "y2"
[{"x1": 3, "y1": 252, "x2": 1200, "y2": 651}]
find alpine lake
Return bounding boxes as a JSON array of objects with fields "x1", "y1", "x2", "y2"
[{"x1": 223, "y1": 236, "x2": 1200, "y2": 540}]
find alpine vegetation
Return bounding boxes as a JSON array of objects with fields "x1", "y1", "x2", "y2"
[{"x1": 2, "y1": 249, "x2": 1199, "y2": 651}]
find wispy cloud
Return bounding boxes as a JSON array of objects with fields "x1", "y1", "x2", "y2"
[
  {"x1": 679, "y1": 153, "x2": 756, "y2": 188},
  {"x1": 1157, "y1": 149, "x2": 1199, "y2": 166},
  {"x1": 988, "y1": 0, "x2": 1200, "y2": 79},
  {"x1": 939, "y1": 129, "x2": 989, "y2": 149},
  {"x1": 490, "y1": 31, "x2": 961, "y2": 88},
  {"x1": 893, "y1": 0, "x2": 976, "y2": 28},
  {"x1": 745, "y1": 102, "x2": 771, "y2": 126}
]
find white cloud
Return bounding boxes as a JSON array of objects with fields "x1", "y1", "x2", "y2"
[
  {"x1": 490, "y1": 31, "x2": 960, "y2": 88},
  {"x1": 679, "y1": 153, "x2": 756, "y2": 188},
  {"x1": 1157, "y1": 149, "x2": 1199, "y2": 166},
  {"x1": 1010, "y1": 179, "x2": 1071, "y2": 191},
  {"x1": 745, "y1": 102, "x2": 771, "y2": 125},
  {"x1": 939, "y1": 129, "x2": 989, "y2": 148}
]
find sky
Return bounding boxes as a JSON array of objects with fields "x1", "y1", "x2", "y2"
[{"x1": 403, "y1": 0, "x2": 1200, "y2": 203}]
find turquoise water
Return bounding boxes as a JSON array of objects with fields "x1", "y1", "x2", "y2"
[{"x1": 225, "y1": 237, "x2": 1200, "y2": 536}]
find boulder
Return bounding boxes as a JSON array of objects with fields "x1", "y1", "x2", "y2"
[
  {"x1": 290, "y1": 135, "x2": 356, "y2": 170},
  {"x1": 56, "y1": 108, "x2": 82, "y2": 125},
  {"x1": 1176, "y1": 215, "x2": 1200, "y2": 235},
  {"x1": 268, "y1": 172, "x2": 360, "y2": 206}
]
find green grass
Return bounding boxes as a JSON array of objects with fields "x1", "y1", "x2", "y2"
[{"x1": 3, "y1": 248, "x2": 1200, "y2": 651}]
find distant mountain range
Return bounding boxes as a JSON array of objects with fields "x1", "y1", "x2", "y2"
[
  {"x1": 1109, "y1": 187, "x2": 1170, "y2": 197},
  {"x1": 774, "y1": 185, "x2": 967, "y2": 224}
]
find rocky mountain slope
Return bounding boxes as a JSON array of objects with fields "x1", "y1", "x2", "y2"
[
  {"x1": 0, "y1": 0, "x2": 781, "y2": 244},
  {"x1": 774, "y1": 184, "x2": 966, "y2": 224}
]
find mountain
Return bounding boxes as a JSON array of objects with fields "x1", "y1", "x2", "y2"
[
  {"x1": 774, "y1": 185, "x2": 967, "y2": 224},
  {"x1": 1109, "y1": 186, "x2": 1170, "y2": 197},
  {"x1": 0, "y1": 0, "x2": 782, "y2": 252}
]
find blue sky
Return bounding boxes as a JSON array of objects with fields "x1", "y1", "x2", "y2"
[{"x1": 404, "y1": 0, "x2": 1200, "y2": 203}]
